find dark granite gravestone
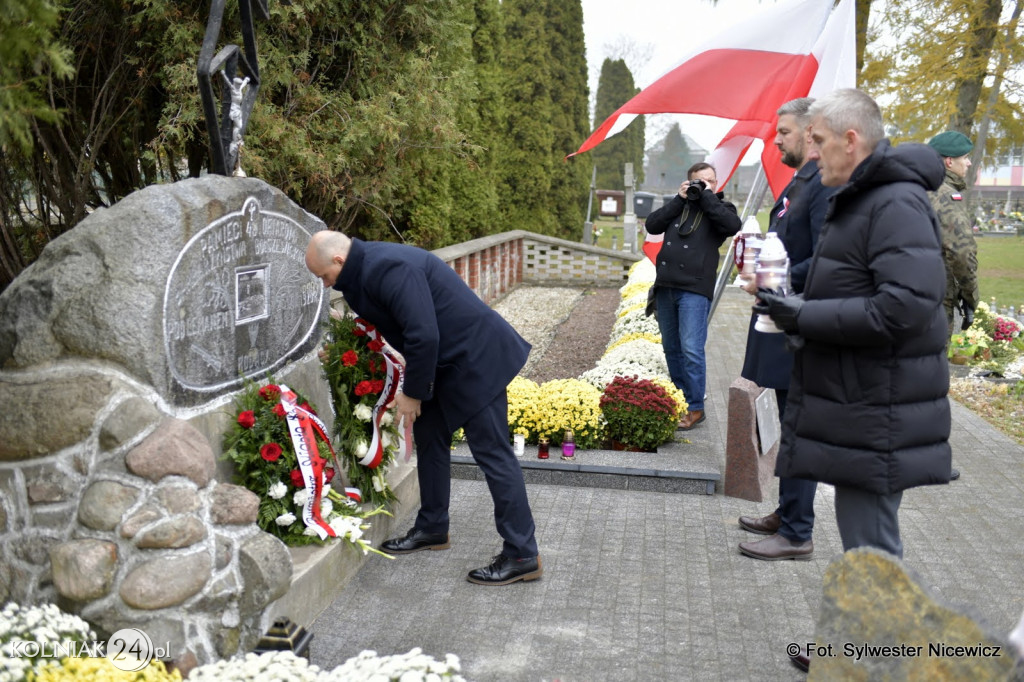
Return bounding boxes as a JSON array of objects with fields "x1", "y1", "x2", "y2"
[
  {"x1": 723, "y1": 377, "x2": 779, "y2": 502},
  {"x1": 0, "y1": 176, "x2": 328, "y2": 407}
]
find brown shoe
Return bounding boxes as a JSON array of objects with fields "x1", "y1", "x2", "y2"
[
  {"x1": 738, "y1": 512, "x2": 781, "y2": 535},
  {"x1": 678, "y1": 409, "x2": 705, "y2": 430},
  {"x1": 739, "y1": 533, "x2": 813, "y2": 561}
]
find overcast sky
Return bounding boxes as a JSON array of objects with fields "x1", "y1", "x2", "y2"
[{"x1": 580, "y1": 0, "x2": 794, "y2": 157}]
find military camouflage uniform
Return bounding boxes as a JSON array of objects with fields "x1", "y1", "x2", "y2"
[{"x1": 929, "y1": 168, "x2": 979, "y2": 335}]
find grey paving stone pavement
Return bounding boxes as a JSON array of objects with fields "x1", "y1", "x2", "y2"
[{"x1": 310, "y1": 286, "x2": 1024, "y2": 681}]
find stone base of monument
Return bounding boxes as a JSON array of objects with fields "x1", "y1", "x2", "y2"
[
  {"x1": 811, "y1": 548, "x2": 1023, "y2": 680},
  {"x1": 723, "y1": 377, "x2": 779, "y2": 502},
  {"x1": 261, "y1": 456, "x2": 420, "y2": 631}
]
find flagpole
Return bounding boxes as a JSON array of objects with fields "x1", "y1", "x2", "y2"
[{"x1": 709, "y1": 165, "x2": 770, "y2": 321}]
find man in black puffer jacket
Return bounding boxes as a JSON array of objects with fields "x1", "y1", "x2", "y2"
[{"x1": 756, "y1": 88, "x2": 952, "y2": 562}]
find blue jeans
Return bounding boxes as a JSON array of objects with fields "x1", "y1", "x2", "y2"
[{"x1": 655, "y1": 287, "x2": 710, "y2": 412}]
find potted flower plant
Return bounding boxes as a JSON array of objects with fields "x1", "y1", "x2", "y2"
[{"x1": 599, "y1": 375, "x2": 679, "y2": 452}]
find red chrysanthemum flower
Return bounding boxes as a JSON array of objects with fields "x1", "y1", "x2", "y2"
[
  {"x1": 260, "y1": 443, "x2": 283, "y2": 462},
  {"x1": 341, "y1": 350, "x2": 359, "y2": 367},
  {"x1": 237, "y1": 410, "x2": 255, "y2": 429},
  {"x1": 259, "y1": 384, "x2": 281, "y2": 400}
]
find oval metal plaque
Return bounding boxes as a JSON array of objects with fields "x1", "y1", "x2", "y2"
[{"x1": 163, "y1": 197, "x2": 323, "y2": 392}]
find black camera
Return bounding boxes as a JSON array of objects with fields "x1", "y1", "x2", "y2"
[{"x1": 685, "y1": 179, "x2": 707, "y2": 200}]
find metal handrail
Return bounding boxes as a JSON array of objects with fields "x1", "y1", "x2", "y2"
[{"x1": 708, "y1": 166, "x2": 770, "y2": 321}]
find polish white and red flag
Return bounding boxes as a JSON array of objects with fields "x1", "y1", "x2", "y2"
[{"x1": 570, "y1": 0, "x2": 856, "y2": 200}]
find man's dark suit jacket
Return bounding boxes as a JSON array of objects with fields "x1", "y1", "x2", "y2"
[
  {"x1": 332, "y1": 238, "x2": 530, "y2": 432},
  {"x1": 740, "y1": 160, "x2": 832, "y2": 389}
]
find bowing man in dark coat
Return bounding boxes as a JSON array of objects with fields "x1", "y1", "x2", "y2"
[
  {"x1": 305, "y1": 231, "x2": 541, "y2": 586},
  {"x1": 735, "y1": 97, "x2": 835, "y2": 562}
]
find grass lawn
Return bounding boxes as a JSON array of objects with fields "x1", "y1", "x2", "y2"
[{"x1": 976, "y1": 235, "x2": 1024, "y2": 309}]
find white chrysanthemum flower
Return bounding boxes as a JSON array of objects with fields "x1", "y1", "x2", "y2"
[
  {"x1": 267, "y1": 482, "x2": 287, "y2": 500},
  {"x1": 293, "y1": 489, "x2": 309, "y2": 507},
  {"x1": 275, "y1": 512, "x2": 296, "y2": 527},
  {"x1": 320, "y1": 499, "x2": 333, "y2": 517}
]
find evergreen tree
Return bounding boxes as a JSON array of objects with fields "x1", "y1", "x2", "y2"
[
  {"x1": 0, "y1": 0, "x2": 498, "y2": 288},
  {"x1": 499, "y1": 0, "x2": 557, "y2": 236},
  {"x1": 544, "y1": 0, "x2": 591, "y2": 239},
  {"x1": 645, "y1": 123, "x2": 696, "y2": 192},
  {"x1": 591, "y1": 58, "x2": 644, "y2": 192}
]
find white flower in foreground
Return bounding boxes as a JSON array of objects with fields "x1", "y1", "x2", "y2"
[
  {"x1": 380, "y1": 410, "x2": 394, "y2": 426},
  {"x1": 293, "y1": 489, "x2": 309, "y2": 507},
  {"x1": 353, "y1": 403, "x2": 373, "y2": 421},
  {"x1": 320, "y1": 499, "x2": 333, "y2": 517},
  {"x1": 372, "y1": 473, "x2": 385, "y2": 492},
  {"x1": 275, "y1": 512, "x2": 296, "y2": 527},
  {"x1": 267, "y1": 482, "x2": 287, "y2": 500},
  {"x1": 355, "y1": 440, "x2": 369, "y2": 458},
  {"x1": 382, "y1": 431, "x2": 393, "y2": 449}
]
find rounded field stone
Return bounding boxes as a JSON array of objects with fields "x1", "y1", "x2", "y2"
[
  {"x1": 79, "y1": 480, "x2": 140, "y2": 531},
  {"x1": 119, "y1": 552, "x2": 211, "y2": 609}
]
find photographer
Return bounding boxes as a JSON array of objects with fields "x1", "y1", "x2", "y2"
[{"x1": 645, "y1": 162, "x2": 742, "y2": 429}]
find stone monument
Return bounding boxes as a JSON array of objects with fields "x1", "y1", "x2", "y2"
[{"x1": 0, "y1": 176, "x2": 331, "y2": 670}]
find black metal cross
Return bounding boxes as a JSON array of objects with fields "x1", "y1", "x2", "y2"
[{"x1": 196, "y1": 0, "x2": 272, "y2": 176}]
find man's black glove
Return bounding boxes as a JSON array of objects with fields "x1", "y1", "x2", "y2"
[
  {"x1": 753, "y1": 288, "x2": 804, "y2": 334},
  {"x1": 959, "y1": 297, "x2": 975, "y2": 330}
]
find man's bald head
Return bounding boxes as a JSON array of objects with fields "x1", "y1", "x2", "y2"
[{"x1": 305, "y1": 230, "x2": 351, "y2": 288}]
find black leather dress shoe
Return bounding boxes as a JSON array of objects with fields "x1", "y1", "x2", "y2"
[
  {"x1": 466, "y1": 554, "x2": 543, "y2": 586},
  {"x1": 380, "y1": 528, "x2": 450, "y2": 554}
]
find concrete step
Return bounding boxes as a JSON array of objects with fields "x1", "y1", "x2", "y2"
[{"x1": 449, "y1": 435, "x2": 721, "y2": 496}]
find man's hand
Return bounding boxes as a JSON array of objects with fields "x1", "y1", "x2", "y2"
[
  {"x1": 737, "y1": 272, "x2": 757, "y2": 296},
  {"x1": 753, "y1": 288, "x2": 804, "y2": 333},
  {"x1": 960, "y1": 297, "x2": 975, "y2": 330},
  {"x1": 393, "y1": 391, "x2": 421, "y2": 429}
]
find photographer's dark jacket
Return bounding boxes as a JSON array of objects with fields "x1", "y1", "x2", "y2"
[
  {"x1": 645, "y1": 188, "x2": 742, "y2": 299},
  {"x1": 776, "y1": 140, "x2": 952, "y2": 494}
]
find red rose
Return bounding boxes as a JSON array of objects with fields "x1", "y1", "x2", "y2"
[
  {"x1": 371, "y1": 380, "x2": 384, "y2": 393},
  {"x1": 272, "y1": 404, "x2": 287, "y2": 418},
  {"x1": 290, "y1": 469, "x2": 305, "y2": 487},
  {"x1": 260, "y1": 443, "x2": 283, "y2": 462},
  {"x1": 259, "y1": 384, "x2": 281, "y2": 400},
  {"x1": 367, "y1": 339, "x2": 385, "y2": 352},
  {"x1": 237, "y1": 410, "x2": 255, "y2": 429},
  {"x1": 354, "y1": 380, "x2": 373, "y2": 396},
  {"x1": 341, "y1": 350, "x2": 358, "y2": 367},
  {"x1": 324, "y1": 467, "x2": 336, "y2": 483}
]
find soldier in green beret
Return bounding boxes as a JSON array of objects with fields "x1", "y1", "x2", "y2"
[
  {"x1": 927, "y1": 130, "x2": 978, "y2": 483},
  {"x1": 927, "y1": 131, "x2": 979, "y2": 335}
]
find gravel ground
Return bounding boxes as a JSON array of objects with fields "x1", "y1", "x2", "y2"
[{"x1": 492, "y1": 285, "x2": 619, "y2": 383}]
